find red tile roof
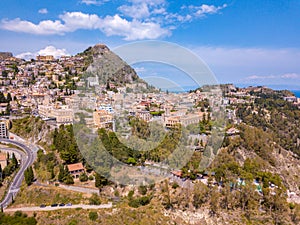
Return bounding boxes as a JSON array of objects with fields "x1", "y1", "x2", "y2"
[
  {"x1": 67, "y1": 163, "x2": 84, "y2": 172},
  {"x1": 0, "y1": 153, "x2": 7, "y2": 161}
]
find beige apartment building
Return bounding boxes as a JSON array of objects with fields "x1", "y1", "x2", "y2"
[
  {"x1": 93, "y1": 110, "x2": 114, "y2": 130},
  {"x1": 165, "y1": 112, "x2": 203, "y2": 128},
  {"x1": 36, "y1": 55, "x2": 55, "y2": 62},
  {"x1": 38, "y1": 104, "x2": 74, "y2": 125}
]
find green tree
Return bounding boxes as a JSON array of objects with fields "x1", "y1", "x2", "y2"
[
  {"x1": 79, "y1": 172, "x2": 88, "y2": 182},
  {"x1": 193, "y1": 182, "x2": 209, "y2": 209},
  {"x1": 0, "y1": 164, "x2": 2, "y2": 181},
  {"x1": 6, "y1": 93, "x2": 12, "y2": 102},
  {"x1": 5, "y1": 103, "x2": 10, "y2": 115},
  {"x1": 88, "y1": 211, "x2": 98, "y2": 221},
  {"x1": 138, "y1": 185, "x2": 147, "y2": 195},
  {"x1": 11, "y1": 153, "x2": 18, "y2": 169},
  {"x1": 24, "y1": 166, "x2": 34, "y2": 186},
  {"x1": 64, "y1": 174, "x2": 74, "y2": 185},
  {"x1": 0, "y1": 92, "x2": 6, "y2": 103},
  {"x1": 95, "y1": 173, "x2": 108, "y2": 189},
  {"x1": 209, "y1": 188, "x2": 220, "y2": 216},
  {"x1": 89, "y1": 193, "x2": 101, "y2": 205},
  {"x1": 58, "y1": 165, "x2": 67, "y2": 182}
]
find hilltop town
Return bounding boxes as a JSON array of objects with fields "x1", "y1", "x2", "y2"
[{"x1": 0, "y1": 46, "x2": 300, "y2": 224}]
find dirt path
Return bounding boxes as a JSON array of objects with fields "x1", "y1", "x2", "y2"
[{"x1": 4, "y1": 202, "x2": 112, "y2": 212}]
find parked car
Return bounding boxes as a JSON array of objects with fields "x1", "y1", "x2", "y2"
[
  {"x1": 40, "y1": 204, "x2": 46, "y2": 208},
  {"x1": 59, "y1": 203, "x2": 65, "y2": 207},
  {"x1": 66, "y1": 203, "x2": 72, "y2": 206},
  {"x1": 51, "y1": 203, "x2": 58, "y2": 207}
]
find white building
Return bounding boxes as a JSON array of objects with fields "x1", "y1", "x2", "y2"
[{"x1": 0, "y1": 121, "x2": 8, "y2": 138}]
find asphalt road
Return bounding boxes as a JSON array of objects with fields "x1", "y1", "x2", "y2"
[{"x1": 0, "y1": 138, "x2": 36, "y2": 209}]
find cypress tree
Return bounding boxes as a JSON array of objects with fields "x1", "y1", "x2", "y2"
[{"x1": 24, "y1": 166, "x2": 34, "y2": 186}]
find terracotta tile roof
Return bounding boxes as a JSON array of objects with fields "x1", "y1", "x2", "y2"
[
  {"x1": 0, "y1": 153, "x2": 7, "y2": 161},
  {"x1": 171, "y1": 170, "x2": 182, "y2": 177},
  {"x1": 67, "y1": 162, "x2": 84, "y2": 172}
]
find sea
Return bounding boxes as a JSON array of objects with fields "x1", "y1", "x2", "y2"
[{"x1": 292, "y1": 90, "x2": 300, "y2": 98}]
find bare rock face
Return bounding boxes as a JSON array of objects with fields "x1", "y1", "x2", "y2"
[
  {"x1": 80, "y1": 44, "x2": 140, "y2": 86},
  {"x1": 0, "y1": 52, "x2": 13, "y2": 60}
]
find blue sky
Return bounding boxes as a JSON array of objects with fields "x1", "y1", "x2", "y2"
[{"x1": 0, "y1": 0, "x2": 300, "y2": 89}]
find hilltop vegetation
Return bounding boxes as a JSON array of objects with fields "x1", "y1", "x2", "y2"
[
  {"x1": 10, "y1": 116, "x2": 51, "y2": 144},
  {"x1": 236, "y1": 92, "x2": 300, "y2": 156}
]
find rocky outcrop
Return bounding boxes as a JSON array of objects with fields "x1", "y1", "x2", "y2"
[{"x1": 0, "y1": 52, "x2": 13, "y2": 60}]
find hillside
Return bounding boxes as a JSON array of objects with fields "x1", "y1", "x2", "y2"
[
  {"x1": 0, "y1": 52, "x2": 13, "y2": 60},
  {"x1": 77, "y1": 44, "x2": 154, "y2": 92}
]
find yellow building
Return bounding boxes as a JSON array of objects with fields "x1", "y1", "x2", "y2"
[
  {"x1": 165, "y1": 112, "x2": 203, "y2": 128},
  {"x1": 93, "y1": 110, "x2": 114, "y2": 130},
  {"x1": 36, "y1": 55, "x2": 55, "y2": 62}
]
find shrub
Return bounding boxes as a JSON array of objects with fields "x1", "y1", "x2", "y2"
[
  {"x1": 79, "y1": 172, "x2": 88, "y2": 182},
  {"x1": 89, "y1": 193, "x2": 101, "y2": 205},
  {"x1": 172, "y1": 182, "x2": 179, "y2": 189},
  {"x1": 128, "y1": 195, "x2": 151, "y2": 208},
  {"x1": 138, "y1": 185, "x2": 147, "y2": 195},
  {"x1": 89, "y1": 212, "x2": 98, "y2": 221}
]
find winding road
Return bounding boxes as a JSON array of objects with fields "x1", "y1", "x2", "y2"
[{"x1": 0, "y1": 138, "x2": 36, "y2": 209}]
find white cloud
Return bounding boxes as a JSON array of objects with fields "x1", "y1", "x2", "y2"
[
  {"x1": 38, "y1": 8, "x2": 48, "y2": 14},
  {"x1": 244, "y1": 75, "x2": 277, "y2": 80},
  {"x1": 164, "y1": 13, "x2": 192, "y2": 24},
  {"x1": 118, "y1": 3, "x2": 150, "y2": 19},
  {"x1": 118, "y1": 0, "x2": 166, "y2": 20},
  {"x1": 128, "y1": 0, "x2": 165, "y2": 6},
  {"x1": 243, "y1": 73, "x2": 300, "y2": 85},
  {"x1": 100, "y1": 14, "x2": 170, "y2": 40},
  {"x1": 162, "y1": 3, "x2": 226, "y2": 25},
  {"x1": 0, "y1": 1, "x2": 227, "y2": 40},
  {"x1": 38, "y1": 46, "x2": 69, "y2": 58},
  {"x1": 16, "y1": 46, "x2": 69, "y2": 60},
  {"x1": 280, "y1": 73, "x2": 300, "y2": 79},
  {"x1": 80, "y1": 0, "x2": 108, "y2": 5},
  {"x1": 59, "y1": 12, "x2": 101, "y2": 30},
  {"x1": 1, "y1": 18, "x2": 66, "y2": 35},
  {"x1": 193, "y1": 4, "x2": 227, "y2": 16},
  {"x1": 0, "y1": 12, "x2": 169, "y2": 40},
  {"x1": 16, "y1": 52, "x2": 36, "y2": 60}
]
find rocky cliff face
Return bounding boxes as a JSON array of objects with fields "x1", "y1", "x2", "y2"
[
  {"x1": 0, "y1": 52, "x2": 13, "y2": 60},
  {"x1": 79, "y1": 44, "x2": 142, "y2": 87}
]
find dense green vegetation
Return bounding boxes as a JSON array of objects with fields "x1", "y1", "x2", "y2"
[
  {"x1": 58, "y1": 165, "x2": 74, "y2": 185},
  {"x1": 98, "y1": 128, "x2": 141, "y2": 164},
  {"x1": 129, "y1": 117, "x2": 150, "y2": 139},
  {"x1": 11, "y1": 116, "x2": 47, "y2": 138},
  {"x1": 186, "y1": 113, "x2": 212, "y2": 135},
  {"x1": 0, "y1": 92, "x2": 12, "y2": 103},
  {"x1": 24, "y1": 166, "x2": 34, "y2": 186},
  {"x1": 53, "y1": 125, "x2": 82, "y2": 164},
  {"x1": 1, "y1": 153, "x2": 18, "y2": 183},
  {"x1": 143, "y1": 126, "x2": 184, "y2": 163},
  {"x1": 236, "y1": 92, "x2": 300, "y2": 157},
  {"x1": 34, "y1": 150, "x2": 57, "y2": 181},
  {"x1": 0, "y1": 211, "x2": 37, "y2": 225}
]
